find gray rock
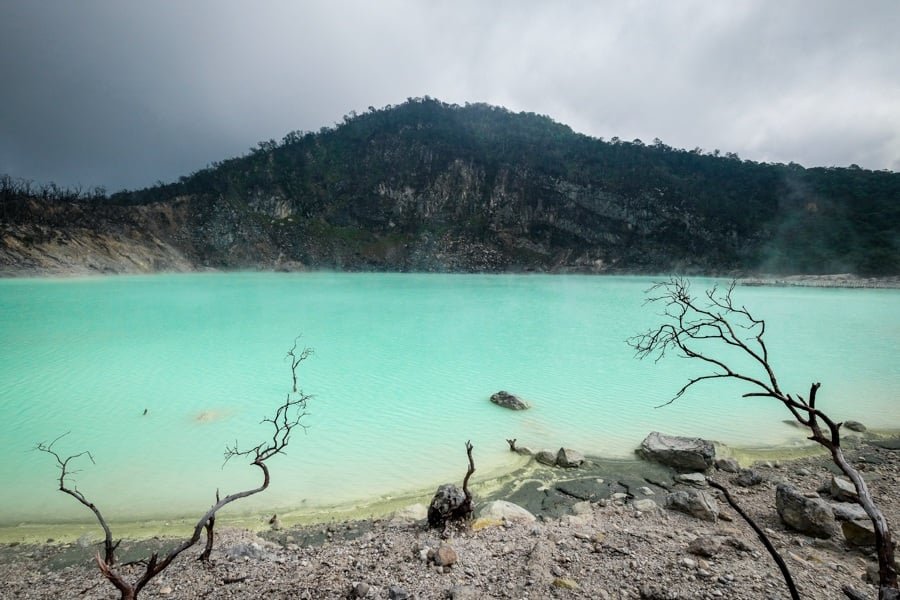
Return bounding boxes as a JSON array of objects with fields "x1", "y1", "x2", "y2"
[
  {"x1": 352, "y1": 582, "x2": 370, "y2": 598},
  {"x1": 842, "y1": 519, "x2": 876, "y2": 546},
  {"x1": 674, "y1": 472, "x2": 708, "y2": 487},
  {"x1": 665, "y1": 490, "x2": 719, "y2": 522},
  {"x1": 734, "y1": 469, "x2": 764, "y2": 487},
  {"x1": 427, "y1": 484, "x2": 467, "y2": 528},
  {"x1": 391, "y1": 503, "x2": 428, "y2": 524},
  {"x1": 637, "y1": 486, "x2": 655, "y2": 496},
  {"x1": 637, "y1": 432, "x2": 715, "y2": 471},
  {"x1": 714, "y1": 457, "x2": 741, "y2": 473},
  {"x1": 775, "y1": 484, "x2": 838, "y2": 539},
  {"x1": 830, "y1": 476, "x2": 859, "y2": 502},
  {"x1": 535, "y1": 449, "x2": 557, "y2": 466},
  {"x1": 388, "y1": 586, "x2": 409, "y2": 600},
  {"x1": 448, "y1": 585, "x2": 478, "y2": 600},
  {"x1": 490, "y1": 390, "x2": 530, "y2": 410},
  {"x1": 688, "y1": 535, "x2": 722, "y2": 557},
  {"x1": 514, "y1": 446, "x2": 534, "y2": 456},
  {"x1": 476, "y1": 500, "x2": 536, "y2": 523},
  {"x1": 224, "y1": 542, "x2": 268, "y2": 561},
  {"x1": 632, "y1": 498, "x2": 659, "y2": 512},
  {"x1": 844, "y1": 420, "x2": 867, "y2": 432},
  {"x1": 556, "y1": 447, "x2": 585, "y2": 468},
  {"x1": 831, "y1": 502, "x2": 868, "y2": 521}
]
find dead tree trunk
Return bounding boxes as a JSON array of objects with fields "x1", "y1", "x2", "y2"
[{"x1": 629, "y1": 277, "x2": 897, "y2": 598}]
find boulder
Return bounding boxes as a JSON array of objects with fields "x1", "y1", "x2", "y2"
[
  {"x1": 514, "y1": 446, "x2": 534, "y2": 456},
  {"x1": 476, "y1": 500, "x2": 536, "y2": 524},
  {"x1": 665, "y1": 490, "x2": 719, "y2": 522},
  {"x1": 714, "y1": 457, "x2": 741, "y2": 473},
  {"x1": 734, "y1": 469, "x2": 764, "y2": 487},
  {"x1": 556, "y1": 447, "x2": 585, "y2": 468},
  {"x1": 842, "y1": 519, "x2": 876, "y2": 546},
  {"x1": 427, "y1": 484, "x2": 467, "y2": 528},
  {"x1": 775, "y1": 484, "x2": 838, "y2": 539},
  {"x1": 829, "y1": 476, "x2": 858, "y2": 502},
  {"x1": 844, "y1": 420, "x2": 867, "y2": 432},
  {"x1": 535, "y1": 449, "x2": 557, "y2": 466},
  {"x1": 490, "y1": 390, "x2": 530, "y2": 410},
  {"x1": 637, "y1": 432, "x2": 716, "y2": 471}
]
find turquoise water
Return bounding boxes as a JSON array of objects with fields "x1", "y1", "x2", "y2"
[{"x1": 0, "y1": 273, "x2": 898, "y2": 525}]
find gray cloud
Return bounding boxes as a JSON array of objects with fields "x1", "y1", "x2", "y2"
[{"x1": 1, "y1": 0, "x2": 898, "y2": 190}]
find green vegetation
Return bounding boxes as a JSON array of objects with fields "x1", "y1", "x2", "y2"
[{"x1": 3, "y1": 98, "x2": 899, "y2": 274}]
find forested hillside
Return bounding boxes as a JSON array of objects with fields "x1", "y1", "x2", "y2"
[{"x1": 2, "y1": 98, "x2": 898, "y2": 275}]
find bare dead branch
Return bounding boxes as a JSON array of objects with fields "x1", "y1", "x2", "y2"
[
  {"x1": 630, "y1": 278, "x2": 897, "y2": 595},
  {"x1": 41, "y1": 339, "x2": 315, "y2": 599},
  {"x1": 708, "y1": 479, "x2": 799, "y2": 600}
]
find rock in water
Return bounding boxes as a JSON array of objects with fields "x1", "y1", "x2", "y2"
[
  {"x1": 556, "y1": 447, "x2": 585, "y2": 468},
  {"x1": 489, "y1": 390, "x2": 530, "y2": 410},
  {"x1": 637, "y1": 432, "x2": 715, "y2": 471},
  {"x1": 844, "y1": 420, "x2": 867, "y2": 432},
  {"x1": 535, "y1": 449, "x2": 557, "y2": 466},
  {"x1": 775, "y1": 484, "x2": 838, "y2": 538},
  {"x1": 428, "y1": 484, "x2": 468, "y2": 528},
  {"x1": 665, "y1": 490, "x2": 719, "y2": 522}
]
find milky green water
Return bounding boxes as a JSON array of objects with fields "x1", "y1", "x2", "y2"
[{"x1": 0, "y1": 273, "x2": 898, "y2": 527}]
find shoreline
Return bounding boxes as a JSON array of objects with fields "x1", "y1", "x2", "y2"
[
  {"x1": 3, "y1": 431, "x2": 888, "y2": 546},
  {"x1": 2, "y1": 434, "x2": 898, "y2": 599},
  {"x1": 2, "y1": 267, "x2": 900, "y2": 288}
]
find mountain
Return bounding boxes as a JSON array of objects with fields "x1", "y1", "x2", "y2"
[{"x1": 2, "y1": 97, "x2": 899, "y2": 276}]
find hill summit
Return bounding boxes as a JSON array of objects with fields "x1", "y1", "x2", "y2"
[{"x1": 2, "y1": 97, "x2": 899, "y2": 275}]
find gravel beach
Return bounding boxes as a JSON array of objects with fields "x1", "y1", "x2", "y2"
[{"x1": 1, "y1": 437, "x2": 898, "y2": 599}]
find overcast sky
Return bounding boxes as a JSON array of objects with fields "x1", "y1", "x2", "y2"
[{"x1": 2, "y1": 0, "x2": 898, "y2": 191}]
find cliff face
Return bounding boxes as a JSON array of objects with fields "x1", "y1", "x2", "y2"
[{"x1": 2, "y1": 99, "x2": 898, "y2": 276}]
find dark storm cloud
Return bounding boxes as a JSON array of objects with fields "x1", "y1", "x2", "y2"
[{"x1": 1, "y1": 0, "x2": 898, "y2": 190}]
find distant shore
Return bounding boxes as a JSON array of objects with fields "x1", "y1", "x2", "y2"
[{"x1": 737, "y1": 273, "x2": 900, "y2": 289}]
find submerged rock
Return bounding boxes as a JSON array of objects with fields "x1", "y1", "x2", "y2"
[
  {"x1": 775, "y1": 484, "x2": 838, "y2": 538},
  {"x1": 490, "y1": 390, "x2": 530, "y2": 410},
  {"x1": 844, "y1": 420, "x2": 867, "y2": 433},
  {"x1": 637, "y1": 432, "x2": 716, "y2": 471}
]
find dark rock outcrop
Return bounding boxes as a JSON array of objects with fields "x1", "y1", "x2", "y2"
[
  {"x1": 775, "y1": 484, "x2": 838, "y2": 538},
  {"x1": 489, "y1": 391, "x2": 530, "y2": 411}
]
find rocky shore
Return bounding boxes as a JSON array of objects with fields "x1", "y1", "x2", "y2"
[{"x1": 1, "y1": 434, "x2": 898, "y2": 599}]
